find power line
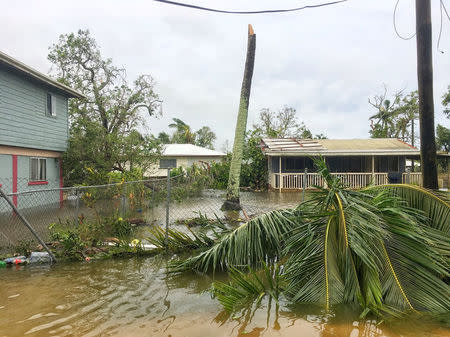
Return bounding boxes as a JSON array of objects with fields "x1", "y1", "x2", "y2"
[
  {"x1": 438, "y1": 0, "x2": 450, "y2": 53},
  {"x1": 438, "y1": 0, "x2": 444, "y2": 53},
  {"x1": 442, "y1": 0, "x2": 450, "y2": 22},
  {"x1": 393, "y1": 0, "x2": 415, "y2": 40},
  {"x1": 153, "y1": 0, "x2": 348, "y2": 15}
]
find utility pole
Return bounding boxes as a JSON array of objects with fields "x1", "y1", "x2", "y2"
[{"x1": 415, "y1": 0, "x2": 438, "y2": 189}]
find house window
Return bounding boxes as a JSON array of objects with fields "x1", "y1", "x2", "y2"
[
  {"x1": 46, "y1": 93, "x2": 56, "y2": 116},
  {"x1": 30, "y1": 158, "x2": 46, "y2": 181},
  {"x1": 159, "y1": 158, "x2": 177, "y2": 169}
]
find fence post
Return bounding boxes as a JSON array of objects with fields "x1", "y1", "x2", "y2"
[
  {"x1": 151, "y1": 181, "x2": 154, "y2": 213},
  {"x1": 407, "y1": 171, "x2": 411, "y2": 184},
  {"x1": 302, "y1": 168, "x2": 308, "y2": 202},
  {"x1": 165, "y1": 169, "x2": 171, "y2": 248},
  {"x1": 121, "y1": 183, "x2": 127, "y2": 217},
  {"x1": 75, "y1": 187, "x2": 80, "y2": 227},
  {"x1": 0, "y1": 188, "x2": 57, "y2": 263}
]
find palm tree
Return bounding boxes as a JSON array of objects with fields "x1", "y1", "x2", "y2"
[
  {"x1": 223, "y1": 25, "x2": 256, "y2": 210},
  {"x1": 369, "y1": 99, "x2": 398, "y2": 138},
  {"x1": 169, "y1": 118, "x2": 196, "y2": 144},
  {"x1": 169, "y1": 158, "x2": 450, "y2": 317}
]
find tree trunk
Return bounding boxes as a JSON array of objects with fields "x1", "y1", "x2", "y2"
[
  {"x1": 222, "y1": 25, "x2": 256, "y2": 211},
  {"x1": 415, "y1": 0, "x2": 438, "y2": 189}
]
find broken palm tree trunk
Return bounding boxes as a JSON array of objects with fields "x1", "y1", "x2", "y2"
[{"x1": 222, "y1": 24, "x2": 256, "y2": 211}]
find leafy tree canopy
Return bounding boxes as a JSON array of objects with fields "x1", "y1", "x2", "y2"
[
  {"x1": 195, "y1": 126, "x2": 217, "y2": 149},
  {"x1": 443, "y1": 85, "x2": 450, "y2": 119},
  {"x1": 158, "y1": 118, "x2": 217, "y2": 149},
  {"x1": 436, "y1": 124, "x2": 450, "y2": 152},
  {"x1": 253, "y1": 106, "x2": 324, "y2": 139},
  {"x1": 368, "y1": 87, "x2": 418, "y2": 143},
  {"x1": 48, "y1": 29, "x2": 161, "y2": 185}
]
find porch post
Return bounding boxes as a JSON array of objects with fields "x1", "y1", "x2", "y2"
[
  {"x1": 371, "y1": 155, "x2": 375, "y2": 184},
  {"x1": 279, "y1": 156, "x2": 282, "y2": 192}
]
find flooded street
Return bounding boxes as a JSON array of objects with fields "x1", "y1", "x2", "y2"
[{"x1": 1, "y1": 256, "x2": 449, "y2": 337}]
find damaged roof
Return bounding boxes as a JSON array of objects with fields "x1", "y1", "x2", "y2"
[{"x1": 261, "y1": 138, "x2": 421, "y2": 156}]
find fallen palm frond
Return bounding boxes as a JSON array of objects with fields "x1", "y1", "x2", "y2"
[
  {"x1": 169, "y1": 209, "x2": 297, "y2": 273},
  {"x1": 212, "y1": 263, "x2": 283, "y2": 312},
  {"x1": 366, "y1": 184, "x2": 449, "y2": 234},
  {"x1": 146, "y1": 225, "x2": 216, "y2": 252}
]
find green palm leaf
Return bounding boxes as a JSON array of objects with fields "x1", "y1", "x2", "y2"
[
  {"x1": 169, "y1": 209, "x2": 297, "y2": 273},
  {"x1": 146, "y1": 225, "x2": 215, "y2": 252},
  {"x1": 366, "y1": 184, "x2": 449, "y2": 234},
  {"x1": 212, "y1": 263, "x2": 283, "y2": 312}
]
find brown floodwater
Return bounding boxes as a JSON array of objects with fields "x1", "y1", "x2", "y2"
[{"x1": 1, "y1": 257, "x2": 449, "y2": 337}]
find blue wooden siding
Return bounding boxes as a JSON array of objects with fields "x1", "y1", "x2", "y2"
[
  {"x1": 0, "y1": 154, "x2": 60, "y2": 209},
  {"x1": 0, "y1": 67, "x2": 69, "y2": 152}
]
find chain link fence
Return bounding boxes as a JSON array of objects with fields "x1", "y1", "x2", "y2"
[{"x1": 0, "y1": 175, "x2": 300, "y2": 255}]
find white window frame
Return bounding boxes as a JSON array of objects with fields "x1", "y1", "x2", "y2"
[
  {"x1": 46, "y1": 93, "x2": 57, "y2": 117},
  {"x1": 30, "y1": 157, "x2": 47, "y2": 182}
]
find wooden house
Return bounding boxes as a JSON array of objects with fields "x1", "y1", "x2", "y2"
[
  {"x1": 261, "y1": 138, "x2": 425, "y2": 190},
  {"x1": 0, "y1": 51, "x2": 83, "y2": 207}
]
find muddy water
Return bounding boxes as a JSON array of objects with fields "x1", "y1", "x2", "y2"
[
  {"x1": 1, "y1": 257, "x2": 448, "y2": 337},
  {"x1": 145, "y1": 190, "x2": 306, "y2": 227}
]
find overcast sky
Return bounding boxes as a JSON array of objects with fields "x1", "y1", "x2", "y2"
[{"x1": 1, "y1": 0, "x2": 449, "y2": 150}]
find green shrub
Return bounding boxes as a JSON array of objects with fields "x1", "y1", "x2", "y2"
[
  {"x1": 49, "y1": 222, "x2": 85, "y2": 260},
  {"x1": 15, "y1": 239, "x2": 35, "y2": 257}
]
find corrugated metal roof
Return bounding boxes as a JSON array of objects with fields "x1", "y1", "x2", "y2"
[
  {"x1": 261, "y1": 138, "x2": 420, "y2": 156},
  {"x1": 162, "y1": 144, "x2": 226, "y2": 157},
  {"x1": 0, "y1": 50, "x2": 84, "y2": 99}
]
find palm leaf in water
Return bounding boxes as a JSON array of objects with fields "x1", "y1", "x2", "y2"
[
  {"x1": 171, "y1": 157, "x2": 449, "y2": 315},
  {"x1": 169, "y1": 208, "x2": 297, "y2": 273},
  {"x1": 212, "y1": 263, "x2": 283, "y2": 312}
]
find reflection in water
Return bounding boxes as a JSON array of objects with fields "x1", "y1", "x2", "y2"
[{"x1": 0, "y1": 257, "x2": 448, "y2": 337}]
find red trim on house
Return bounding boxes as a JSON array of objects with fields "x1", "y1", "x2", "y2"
[
  {"x1": 59, "y1": 158, "x2": 63, "y2": 207},
  {"x1": 28, "y1": 181, "x2": 49, "y2": 186},
  {"x1": 397, "y1": 139, "x2": 417, "y2": 149},
  {"x1": 12, "y1": 155, "x2": 17, "y2": 206}
]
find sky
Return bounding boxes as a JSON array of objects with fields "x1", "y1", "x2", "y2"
[{"x1": 1, "y1": 0, "x2": 449, "y2": 150}]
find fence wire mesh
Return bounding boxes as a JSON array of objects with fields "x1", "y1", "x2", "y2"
[{"x1": 0, "y1": 175, "x2": 302, "y2": 254}]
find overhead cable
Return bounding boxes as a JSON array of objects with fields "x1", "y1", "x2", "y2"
[
  {"x1": 393, "y1": 0, "x2": 415, "y2": 40},
  {"x1": 153, "y1": 0, "x2": 348, "y2": 15}
]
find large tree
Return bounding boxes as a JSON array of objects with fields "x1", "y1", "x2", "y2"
[
  {"x1": 368, "y1": 87, "x2": 403, "y2": 138},
  {"x1": 254, "y1": 106, "x2": 310, "y2": 138},
  {"x1": 368, "y1": 87, "x2": 418, "y2": 144},
  {"x1": 195, "y1": 126, "x2": 216, "y2": 149},
  {"x1": 48, "y1": 30, "x2": 161, "y2": 185}
]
